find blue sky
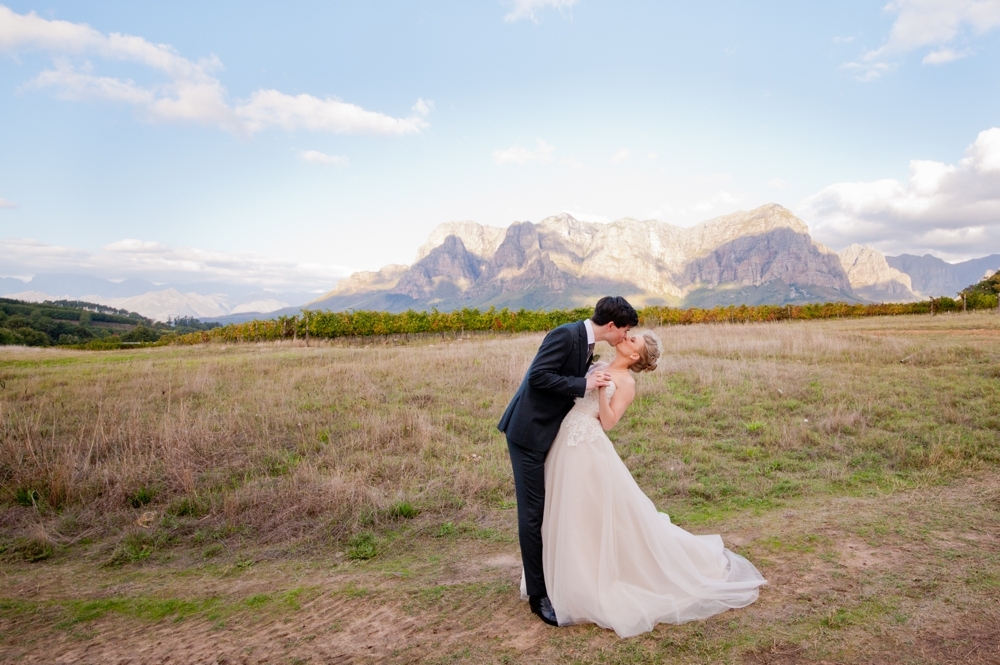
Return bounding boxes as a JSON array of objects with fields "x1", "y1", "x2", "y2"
[{"x1": 1, "y1": 0, "x2": 999, "y2": 290}]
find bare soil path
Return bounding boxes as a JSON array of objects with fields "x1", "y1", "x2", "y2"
[{"x1": 3, "y1": 475, "x2": 1000, "y2": 664}]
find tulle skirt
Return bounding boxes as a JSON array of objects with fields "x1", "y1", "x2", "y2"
[{"x1": 521, "y1": 410, "x2": 766, "y2": 638}]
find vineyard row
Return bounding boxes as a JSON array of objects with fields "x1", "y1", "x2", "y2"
[{"x1": 174, "y1": 295, "x2": 998, "y2": 345}]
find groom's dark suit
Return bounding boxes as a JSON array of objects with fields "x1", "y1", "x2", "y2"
[{"x1": 498, "y1": 320, "x2": 592, "y2": 598}]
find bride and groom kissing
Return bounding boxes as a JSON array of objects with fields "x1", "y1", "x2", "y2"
[{"x1": 498, "y1": 296, "x2": 766, "y2": 638}]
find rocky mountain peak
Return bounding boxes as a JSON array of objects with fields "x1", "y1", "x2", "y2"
[
  {"x1": 707, "y1": 203, "x2": 805, "y2": 232},
  {"x1": 320, "y1": 264, "x2": 409, "y2": 298},
  {"x1": 838, "y1": 244, "x2": 917, "y2": 302},
  {"x1": 415, "y1": 221, "x2": 505, "y2": 262},
  {"x1": 392, "y1": 236, "x2": 484, "y2": 300}
]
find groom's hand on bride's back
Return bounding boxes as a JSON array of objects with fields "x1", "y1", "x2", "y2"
[{"x1": 586, "y1": 371, "x2": 611, "y2": 391}]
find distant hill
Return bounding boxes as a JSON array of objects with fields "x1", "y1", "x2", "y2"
[
  {"x1": 0, "y1": 273, "x2": 320, "y2": 322},
  {"x1": 885, "y1": 254, "x2": 1000, "y2": 297},
  {"x1": 0, "y1": 297, "x2": 217, "y2": 347}
]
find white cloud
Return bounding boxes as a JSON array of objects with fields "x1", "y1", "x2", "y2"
[
  {"x1": 237, "y1": 92, "x2": 429, "y2": 135},
  {"x1": 0, "y1": 6, "x2": 428, "y2": 136},
  {"x1": 504, "y1": 0, "x2": 578, "y2": 23},
  {"x1": 411, "y1": 98, "x2": 434, "y2": 116},
  {"x1": 801, "y1": 127, "x2": 1000, "y2": 259},
  {"x1": 0, "y1": 236, "x2": 352, "y2": 290},
  {"x1": 103, "y1": 239, "x2": 170, "y2": 253},
  {"x1": 493, "y1": 139, "x2": 554, "y2": 165},
  {"x1": 766, "y1": 177, "x2": 791, "y2": 190},
  {"x1": 610, "y1": 148, "x2": 631, "y2": 165},
  {"x1": 922, "y1": 47, "x2": 970, "y2": 64},
  {"x1": 844, "y1": 0, "x2": 1000, "y2": 80},
  {"x1": 646, "y1": 152, "x2": 659, "y2": 162},
  {"x1": 833, "y1": 35, "x2": 855, "y2": 44},
  {"x1": 0, "y1": 197, "x2": 18, "y2": 208},
  {"x1": 300, "y1": 150, "x2": 350, "y2": 167}
]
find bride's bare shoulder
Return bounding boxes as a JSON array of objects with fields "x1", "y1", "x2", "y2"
[{"x1": 610, "y1": 369, "x2": 635, "y2": 387}]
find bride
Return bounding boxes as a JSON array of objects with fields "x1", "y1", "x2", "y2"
[{"x1": 522, "y1": 330, "x2": 767, "y2": 638}]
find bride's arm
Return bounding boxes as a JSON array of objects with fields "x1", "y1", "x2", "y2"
[{"x1": 597, "y1": 379, "x2": 635, "y2": 431}]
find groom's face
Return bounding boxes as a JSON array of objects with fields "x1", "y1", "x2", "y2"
[{"x1": 609, "y1": 324, "x2": 631, "y2": 345}]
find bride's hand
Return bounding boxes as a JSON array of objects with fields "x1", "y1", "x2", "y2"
[{"x1": 586, "y1": 371, "x2": 611, "y2": 391}]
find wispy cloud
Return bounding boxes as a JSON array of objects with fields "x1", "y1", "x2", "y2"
[
  {"x1": 801, "y1": 127, "x2": 1000, "y2": 259},
  {"x1": 0, "y1": 236, "x2": 353, "y2": 290},
  {"x1": 843, "y1": 0, "x2": 1000, "y2": 80},
  {"x1": 492, "y1": 139, "x2": 554, "y2": 165},
  {"x1": 922, "y1": 47, "x2": 971, "y2": 64},
  {"x1": 766, "y1": 177, "x2": 791, "y2": 190},
  {"x1": 504, "y1": 0, "x2": 578, "y2": 23},
  {"x1": 646, "y1": 152, "x2": 658, "y2": 162},
  {"x1": 610, "y1": 148, "x2": 631, "y2": 165},
  {"x1": 299, "y1": 150, "x2": 350, "y2": 167},
  {"x1": 0, "y1": 6, "x2": 430, "y2": 136},
  {"x1": 0, "y1": 197, "x2": 18, "y2": 208}
]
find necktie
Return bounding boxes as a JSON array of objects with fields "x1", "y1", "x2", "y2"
[{"x1": 587, "y1": 342, "x2": 594, "y2": 362}]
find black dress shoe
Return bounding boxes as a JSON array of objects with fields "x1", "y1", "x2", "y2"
[{"x1": 528, "y1": 595, "x2": 559, "y2": 626}]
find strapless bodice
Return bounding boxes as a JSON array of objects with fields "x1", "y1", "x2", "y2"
[{"x1": 570, "y1": 382, "x2": 617, "y2": 418}]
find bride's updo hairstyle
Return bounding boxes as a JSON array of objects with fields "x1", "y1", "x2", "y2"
[{"x1": 630, "y1": 331, "x2": 662, "y2": 373}]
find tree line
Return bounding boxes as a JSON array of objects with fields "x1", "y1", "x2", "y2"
[
  {"x1": 6, "y1": 272, "x2": 996, "y2": 349},
  {"x1": 174, "y1": 285, "x2": 999, "y2": 346}
]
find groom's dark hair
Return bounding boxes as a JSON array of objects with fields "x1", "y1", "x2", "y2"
[{"x1": 591, "y1": 296, "x2": 638, "y2": 328}]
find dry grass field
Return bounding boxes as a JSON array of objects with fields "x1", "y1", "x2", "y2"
[{"x1": 2, "y1": 312, "x2": 999, "y2": 664}]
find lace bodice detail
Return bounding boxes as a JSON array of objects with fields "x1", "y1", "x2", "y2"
[
  {"x1": 572, "y1": 381, "x2": 616, "y2": 417},
  {"x1": 563, "y1": 363, "x2": 615, "y2": 446}
]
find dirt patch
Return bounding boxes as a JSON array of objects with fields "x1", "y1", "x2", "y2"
[
  {"x1": 742, "y1": 642, "x2": 816, "y2": 664},
  {"x1": 916, "y1": 617, "x2": 1000, "y2": 665},
  {"x1": 3, "y1": 591, "x2": 554, "y2": 664},
  {"x1": 838, "y1": 539, "x2": 889, "y2": 569},
  {"x1": 435, "y1": 552, "x2": 521, "y2": 586}
]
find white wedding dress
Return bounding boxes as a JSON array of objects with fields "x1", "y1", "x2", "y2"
[{"x1": 520, "y1": 364, "x2": 766, "y2": 638}]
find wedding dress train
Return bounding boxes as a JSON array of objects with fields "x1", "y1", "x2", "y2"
[{"x1": 521, "y1": 365, "x2": 766, "y2": 637}]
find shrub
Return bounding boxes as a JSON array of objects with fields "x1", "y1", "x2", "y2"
[
  {"x1": 121, "y1": 325, "x2": 160, "y2": 343},
  {"x1": 104, "y1": 532, "x2": 155, "y2": 567},
  {"x1": 11, "y1": 536, "x2": 55, "y2": 562},
  {"x1": 128, "y1": 486, "x2": 156, "y2": 508},
  {"x1": 167, "y1": 495, "x2": 209, "y2": 518},
  {"x1": 0, "y1": 328, "x2": 23, "y2": 345},
  {"x1": 347, "y1": 532, "x2": 379, "y2": 560},
  {"x1": 386, "y1": 501, "x2": 419, "y2": 519},
  {"x1": 12, "y1": 327, "x2": 49, "y2": 346},
  {"x1": 15, "y1": 488, "x2": 40, "y2": 507}
]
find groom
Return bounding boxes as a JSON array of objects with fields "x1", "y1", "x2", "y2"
[{"x1": 498, "y1": 296, "x2": 639, "y2": 625}]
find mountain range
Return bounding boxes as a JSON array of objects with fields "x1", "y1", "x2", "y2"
[
  {"x1": 307, "y1": 204, "x2": 1000, "y2": 314},
  {"x1": 6, "y1": 204, "x2": 997, "y2": 321}
]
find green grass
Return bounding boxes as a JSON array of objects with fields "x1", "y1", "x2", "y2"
[
  {"x1": 2, "y1": 314, "x2": 1000, "y2": 662},
  {"x1": 0, "y1": 587, "x2": 313, "y2": 631}
]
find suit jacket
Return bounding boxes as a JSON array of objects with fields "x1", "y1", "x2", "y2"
[{"x1": 497, "y1": 320, "x2": 591, "y2": 452}]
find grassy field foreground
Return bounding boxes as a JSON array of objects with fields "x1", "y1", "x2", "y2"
[{"x1": 1, "y1": 313, "x2": 999, "y2": 663}]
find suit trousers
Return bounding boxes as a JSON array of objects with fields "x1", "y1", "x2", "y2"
[{"x1": 506, "y1": 437, "x2": 548, "y2": 598}]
